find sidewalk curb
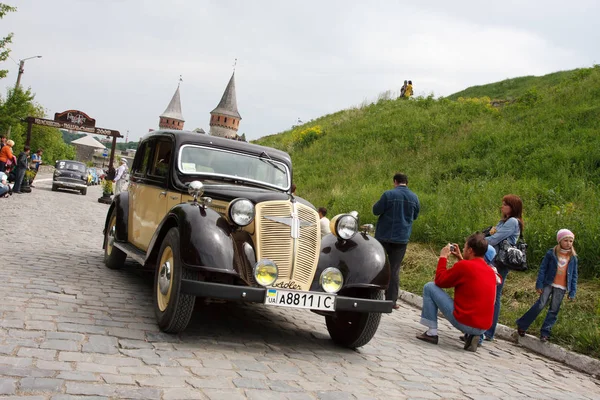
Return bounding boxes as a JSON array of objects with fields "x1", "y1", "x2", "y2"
[{"x1": 398, "y1": 289, "x2": 600, "y2": 378}]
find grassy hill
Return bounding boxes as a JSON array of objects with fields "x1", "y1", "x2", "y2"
[
  {"x1": 254, "y1": 65, "x2": 600, "y2": 278},
  {"x1": 254, "y1": 65, "x2": 600, "y2": 357}
]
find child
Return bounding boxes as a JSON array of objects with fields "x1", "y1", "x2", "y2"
[{"x1": 515, "y1": 229, "x2": 578, "y2": 342}]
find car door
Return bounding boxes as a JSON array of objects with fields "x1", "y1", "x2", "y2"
[
  {"x1": 131, "y1": 138, "x2": 173, "y2": 251},
  {"x1": 128, "y1": 141, "x2": 151, "y2": 250}
]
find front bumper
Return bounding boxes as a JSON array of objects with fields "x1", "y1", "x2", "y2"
[
  {"x1": 180, "y1": 279, "x2": 394, "y2": 313},
  {"x1": 53, "y1": 180, "x2": 87, "y2": 189}
]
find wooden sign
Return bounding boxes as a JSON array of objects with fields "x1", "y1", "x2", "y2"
[{"x1": 54, "y1": 109, "x2": 96, "y2": 128}]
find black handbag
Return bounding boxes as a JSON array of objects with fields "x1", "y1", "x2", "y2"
[{"x1": 495, "y1": 233, "x2": 528, "y2": 271}]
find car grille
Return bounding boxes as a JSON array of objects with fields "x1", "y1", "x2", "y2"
[
  {"x1": 55, "y1": 177, "x2": 85, "y2": 184},
  {"x1": 254, "y1": 201, "x2": 320, "y2": 291}
]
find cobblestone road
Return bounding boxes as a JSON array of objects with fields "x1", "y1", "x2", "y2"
[{"x1": 1, "y1": 174, "x2": 599, "y2": 399}]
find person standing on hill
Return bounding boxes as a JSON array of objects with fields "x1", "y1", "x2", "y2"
[
  {"x1": 515, "y1": 229, "x2": 578, "y2": 342},
  {"x1": 373, "y1": 172, "x2": 420, "y2": 310},
  {"x1": 482, "y1": 194, "x2": 524, "y2": 341},
  {"x1": 400, "y1": 80, "x2": 408, "y2": 98},
  {"x1": 404, "y1": 80, "x2": 413, "y2": 98}
]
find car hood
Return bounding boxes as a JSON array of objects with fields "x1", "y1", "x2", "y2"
[{"x1": 203, "y1": 183, "x2": 315, "y2": 209}]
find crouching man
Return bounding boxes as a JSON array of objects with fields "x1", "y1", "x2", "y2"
[{"x1": 416, "y1": 233, "x2": 499, "y2": 352}]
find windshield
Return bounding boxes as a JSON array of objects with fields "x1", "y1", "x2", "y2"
[
  {"x1": 178, "y1": 145, "x2": 290, "y2": 190},
  {"x1": 56, "y1": 161, "x2": 86, "y2": 172}
]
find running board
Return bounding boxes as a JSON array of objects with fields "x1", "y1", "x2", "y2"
[{"x1": 113, "y1": 242, "x2": 146, "y2": 265}]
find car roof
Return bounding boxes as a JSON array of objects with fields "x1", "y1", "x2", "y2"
[{"x1": 139, "y1": 130, "x2": 292, "y2": 168}]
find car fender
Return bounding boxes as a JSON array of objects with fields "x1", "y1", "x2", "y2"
[
  {"x1": 310, "y1": 233, "x2": 390, "y2": 292},
  {"x1": 102, "y1": 192, "x2": 129, "y2": 248},
  {"x1": 146, "y1": 202, "x2": 239, "y2": 274}
]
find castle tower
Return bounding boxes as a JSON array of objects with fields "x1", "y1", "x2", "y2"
[
  {"x1": 159, "y1": 83, "x2": 185, "y2": 130},
  {"x1": 209, "y1": 72, "x2": 241, "y2": 139}
]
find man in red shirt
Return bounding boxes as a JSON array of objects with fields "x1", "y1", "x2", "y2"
[{"x1": 416, "y1": 233, "x2": 498, "y2": 352}]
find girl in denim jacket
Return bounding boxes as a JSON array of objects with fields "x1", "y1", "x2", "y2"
[{"x1": 516, "y1": 229, "x2": 578, "y2": 342}]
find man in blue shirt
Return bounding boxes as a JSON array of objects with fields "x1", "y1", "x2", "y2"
[{"x1": 373, "y1": 173, "x2": 420, "y2": 309}]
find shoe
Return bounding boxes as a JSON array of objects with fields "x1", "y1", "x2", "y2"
[
  {"x1": 483, "y1": 334, "x2": 494, "y2": 341},
  {"x1": 416, "y1": 331, "x2": 439, "y2": 345},
  {"x1": 540, "y1": 335, "x2": 549, "y2": 342},
  {"x1": 392, "y1": 304, "x2": 400, "y2": 310},
  {"x1": 14, "y1": 191, "x2": 22, "y2": 194},
  {"x1": 517, "y1": 328, "x2": 526, "y2": 337},
  {"x1": 463, "y1": 334, "x2": 479, "y2": 352},
  {"x1": 30, "y1": 184, "x2": 35, "y2": 188},
  {"x1": 459, "y1": 335, "x2": 482, "y2": 346}
]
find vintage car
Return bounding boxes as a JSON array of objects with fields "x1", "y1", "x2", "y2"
[
  {"x1": 52, "y1": 160, "x2": 88, "y2": 195},
  {"x1": 102, "y1": 130, "x2": 392, "y2": 348}
]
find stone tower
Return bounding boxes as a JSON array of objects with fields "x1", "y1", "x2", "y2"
[
  {"x1": 159, "y1": 84, "x2": 185, "y2": 130},
  {"x1": 209, "y1": 72, "x2": 241, "y2": 139}
]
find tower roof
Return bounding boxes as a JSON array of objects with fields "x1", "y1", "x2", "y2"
[
  {"x1": 160, "y1": 85, "x2": 185, "y2": 122},
  {"x1": 210, "y1": 72, "x2": 241, "y2": 119}
]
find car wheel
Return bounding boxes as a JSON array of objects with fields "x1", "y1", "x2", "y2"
[
  {"x1": 104, "y1": 209, "x2": 127, "y2": 269},
  {"x1": 51, "y1": 185, "x2": 57, "y2": 192},
  {"x1": 153, "y1": 227, "x2": 197, "y2": 333},
  {"x1": 81, "y1": 188, "x2": 87, "y2": 195},
  {"x1": 325, "y1": 290, "x2": 383, "y2": 349}
]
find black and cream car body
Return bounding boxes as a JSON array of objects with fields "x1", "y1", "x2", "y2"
[{"x1": 102, "y1": 130, "x2": 392, "y2": 348}]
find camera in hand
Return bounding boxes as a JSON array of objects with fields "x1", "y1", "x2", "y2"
[{"x1": 449, "y1": 244, "x2": 456, "y2": 252}]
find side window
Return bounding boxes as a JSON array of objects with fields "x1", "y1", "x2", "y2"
[
  {"x1": 131, "y1": 142, "x2": 150, "y2": 177},
  {"x1": 149, "y1": 140, "x2": 172, "y2": 178}
]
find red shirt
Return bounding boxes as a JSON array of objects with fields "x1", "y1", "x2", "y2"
[{"x1": 435, "y1": 257, "x2": 497, "y2": 330}]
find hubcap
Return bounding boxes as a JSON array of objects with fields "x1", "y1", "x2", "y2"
[
  {"x1": 106, "y1": 219, "x2": 116, "y2": 256},
  {"x1": 156, "y1": 246, "x2": 174, "y2": 312},
  {"x1": 158, "y1": 261, "x2": 171, "y2": 295}
]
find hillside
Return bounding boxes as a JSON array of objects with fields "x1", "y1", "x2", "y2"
[{"x1": 254, "y1": 65, "x2": 600, "y2": 277}]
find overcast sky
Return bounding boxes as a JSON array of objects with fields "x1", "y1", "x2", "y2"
[{"x1": 1, "y1": 0, "x2": 598, "y2": 142}]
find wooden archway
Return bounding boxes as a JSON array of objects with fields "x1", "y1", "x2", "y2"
[{"x1": 23, "y1": 109, "x2": 123, "y2": 168}]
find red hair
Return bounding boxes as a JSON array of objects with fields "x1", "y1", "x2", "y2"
[{"x1": 502, "y1": 194, "x2": 524, "y2": 233}]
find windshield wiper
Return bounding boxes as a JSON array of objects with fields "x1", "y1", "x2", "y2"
[{"x1": 259, "y1": 151, "x2": 286, "y2": 174}]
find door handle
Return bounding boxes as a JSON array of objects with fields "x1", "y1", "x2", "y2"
[
  {"x1": 170, "y1": 196, "x2": 179, "y2": 200},
  {"x1": 159, "y1": 191, "x2": 167, "y2": 197}
]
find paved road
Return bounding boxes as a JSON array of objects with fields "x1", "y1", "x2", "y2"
[{"x1": 2, "y1": 174, "x2": 599, "y2": 399}]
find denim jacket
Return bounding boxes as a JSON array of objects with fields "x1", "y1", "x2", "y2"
[
  {"x1": 536, "y1": 249, "x2": 578, "y2": 299},
  {"x1": 485, "y1": 217, "x2": 520, "y2": 250},
  {"x1": 372, "y1": 185, "x2": 420, "y2": 244}
]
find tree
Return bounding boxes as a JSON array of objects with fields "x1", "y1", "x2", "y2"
[
  {"x1": 240, "y1": 133, "x2": 247, "y2": 142},
  {"x1": 0, "y1": 3, "x2": 17, "y2": 79}
]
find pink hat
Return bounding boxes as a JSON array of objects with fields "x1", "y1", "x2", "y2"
[{"x1": 557, "y1": 229, "x2": 574, "y2": 243}]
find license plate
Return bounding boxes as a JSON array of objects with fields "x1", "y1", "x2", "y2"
[{"x1": 264, "y1": 289, "x2": 336, "y2": 311}]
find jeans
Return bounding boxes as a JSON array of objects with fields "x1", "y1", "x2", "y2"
[
  {"x1": 484, "y1": 265, "x2": 509, "y2": 339},
  {"x1": 12, "y1": 167, "x2": 26, "y2": 193},
  {"x1": 516, "y1": 285, "x2": 566, "y2": 337},
  {"x1": 0, "y1": 186, "x2": 8, "y2": 196},
  {"x1": 382, "y1": 242, "x2": 407, "y2": 304},
  {"x1": 420, "y1": 282, "x2": 486, "y2": 336}
]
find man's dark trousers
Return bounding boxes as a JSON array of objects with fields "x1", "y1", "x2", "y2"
[
  {"x1": 382, "y1": 241, "x2": 408, "y2": 304},
  {"x1": 12, "y1": 167, "x2": 26, "y2": 193}
]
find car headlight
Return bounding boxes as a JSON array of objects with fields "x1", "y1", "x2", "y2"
[
  {"x1": 320, "y1": 267, "x2": 344, "y2": 294},
  {"x1": 54, "y1": 171, "x2": 61, "y2": 177},
  {"x1": 329, "y1": 214, "x2": 358, "y2": 240},
  {"x1": 227, "y1": 198, "x2": 255, "y2": 226},
  {"x1": 253, "y1": 259, "x2": 278, "y2": 287}
]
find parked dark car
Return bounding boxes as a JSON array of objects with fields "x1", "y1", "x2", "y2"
[
  {"x1": 102, "y1": 130, "x2": 392, "y2": 348},
  {"x1": 52, "y1": 160, "x2": 88, "y2": 195}
]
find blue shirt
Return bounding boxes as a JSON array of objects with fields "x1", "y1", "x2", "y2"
[
  {"x1": 486, "y1": 217, "x2": 520, "y2": 249},
  {"x1": 372, "y1": 185, "x2": 420, "y2": 244}
]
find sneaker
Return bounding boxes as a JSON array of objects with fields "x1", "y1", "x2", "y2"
[
  {"x1": 517, "y1": 328, "x2": 526, "y2": 337},
  {"x1": 540, "y1": 335, "x2": 549, "y2": 342},
  {"x1": 392, "y1": 304, "x2": 400, "y2": 310},
  {"x1": 463, "y1": 334, "x2": 479, "y2": 352},
  {"x1": 416, "y1": 331, "x2": 439, "y2": 345}
]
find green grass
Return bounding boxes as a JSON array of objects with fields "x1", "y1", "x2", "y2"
[
  {"x1": 402, "y1": 244, "x2": 600, "y2": 359},
  {"x1": 253, "y1": 64, "x2": 600, "y2": 358},
  {"x1": 254, "y1": 65, "x2": 600, "y2": 278}
]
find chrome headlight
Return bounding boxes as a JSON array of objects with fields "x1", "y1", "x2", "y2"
[
  {"x1": 320, "y1": 267, "x2": 344, "y2": 294},
  {"x1": 330, "y1": 214, "x2": 358, "y2": 240},
  {"x1": 228, "y1": 198, "x2": 255, "y2": 226},
  {"x1": 253, "y1": 259, "x2": 278, "y2": 287}
]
